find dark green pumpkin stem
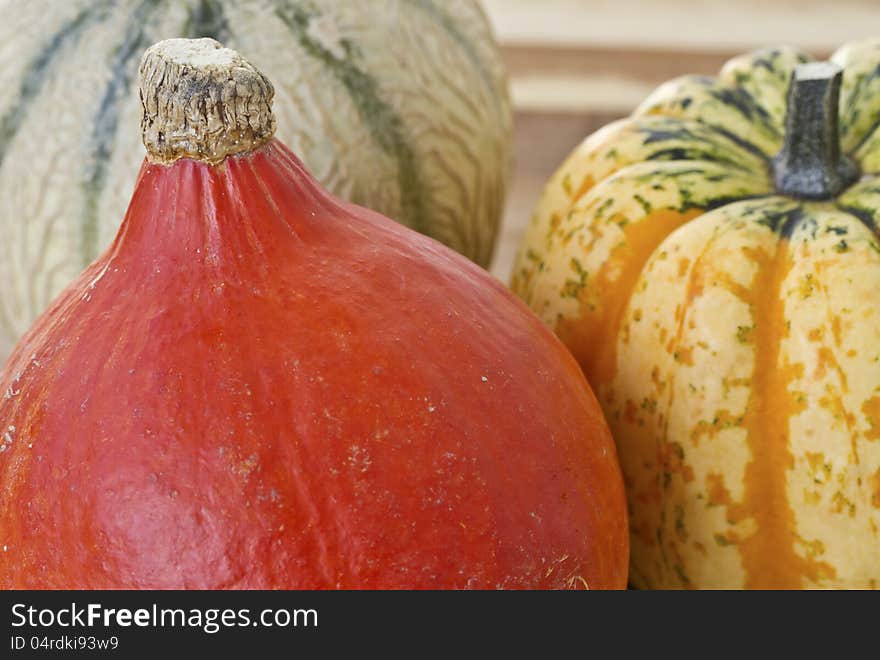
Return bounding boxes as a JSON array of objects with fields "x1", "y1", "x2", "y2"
[{"x1": 773, "y1": 61, "x2": 859, "y2": 199}]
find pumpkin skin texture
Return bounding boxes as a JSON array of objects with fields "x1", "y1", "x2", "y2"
[
  {"x1": 512, "y1": 41, "x2": 880, "y2": 589},
  {"x1": 0, "y1": 40, "x2": 627, "y2": 590},
  {"x1": 0, "y1": 0, "x2": 513, "y2": 361}
]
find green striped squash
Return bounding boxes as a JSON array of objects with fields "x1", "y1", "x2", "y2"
[{"x1": 0, "y1": 0, "x2": 513, "y2": 360}]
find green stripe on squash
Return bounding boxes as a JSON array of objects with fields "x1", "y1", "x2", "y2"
[
  {"x1": 275, "y1": 1, "x2": 428, "y2": 236},
  {"x1": 185, "y1": 0, "x2": 229, "y2": 41},
  {"x1": 82, "y1": 0, "x2": 165, "y2": 267},
  {"x1": 0, "y1": 2, "x2": 106, "y2": 168}
]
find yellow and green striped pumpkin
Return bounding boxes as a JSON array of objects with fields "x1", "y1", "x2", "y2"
[
  {"x1": 512, "y1": 40, "x2": 880, "y2": 589},
  {"x1": 0, "y1": 0, "x2": 512, "y2": 360}
]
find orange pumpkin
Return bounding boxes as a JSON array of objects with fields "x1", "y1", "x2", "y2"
[
  {"x1": 513, "y1": 42, "x2": 880, "y2": 589},
  {"x1": 0, "y1": 39, "x2": 628, "y2": 589}
]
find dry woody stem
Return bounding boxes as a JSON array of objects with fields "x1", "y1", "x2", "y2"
[{"x1": 139, "y1": 38, "x2": 276, "y2": 165}]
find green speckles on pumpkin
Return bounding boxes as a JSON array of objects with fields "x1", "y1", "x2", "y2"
[
  {"x1": 677, "y1": 186, "x2": 696, "y2": 213},
  {"x1": 799, "y1": 537, "x2": 830, "y2": 560},
  {"x1": 798, "y1": 273, "x2": 817, "y2": 299},
  {"x1": 633, "y1": 194, "x2": 652, "y2": 215},
  {"x1": 561, "y1": 172, "x2": 573, "y2": 196},
  {"x1": 561, "y1": 257, "x2": 587, "y2": 300},
  {"x1": 561, "y1": 223, "x2": 585, "y2": 245},
  {"x1": 714, "y1": 534, "x2": 732, "y2": 547},
  {"x1": 832, "y1": 490, "x2": 857, "y2": 517},
  {"x1": 674, "y1": 504, "x2": 687, "y2": 542},
  {"x1": 691, "y1": 411, "x2": 743, "y2": 445},
  {"x1": 524, "y1": 248, "x2": 543, "y2": 265},
  {"x1": 672, "y1": 563, "x2": 691, "y2": 586},
  {"x1": 736, "y1": 324, "x2": 754, "y2": 344},
  {"x1": 594, "y1": 198, "x2": 614, "y2": 221},
  {"x1": 805, "y1": 453, "x2": 833, "y2": 485}
]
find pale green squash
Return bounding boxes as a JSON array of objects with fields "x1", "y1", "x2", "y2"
[{"x1": 0, "y1": 0, "x2": 513, "y2": 360}]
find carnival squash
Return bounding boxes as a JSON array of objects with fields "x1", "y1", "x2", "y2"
[
  {"x1": 0, "y1": 39, "x2": 627, "y2": 589},
  {"x1": 0, "y1": 0, "x2": 513, "y2": 361},
  {"x1": 512, "y1": 41, "x2": 880, "y2": 589}
]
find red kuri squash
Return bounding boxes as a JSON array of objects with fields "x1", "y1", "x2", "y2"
[{"x1": 0, "y1": 39, "x2": 627, "y2": 589}]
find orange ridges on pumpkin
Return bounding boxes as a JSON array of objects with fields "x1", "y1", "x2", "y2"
[
  {"x1": 659, "y1": 234, "x2": 835, "y2": 588},
  {"x1": 557, "y1": 208, "x2": 703, "y2": 397},
  {"x1": 554, "y1": 208, "x2": 702, "y2": 585},
  {"x1": 725, "y1": 242, "x2": 835, "y2": 588}
]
